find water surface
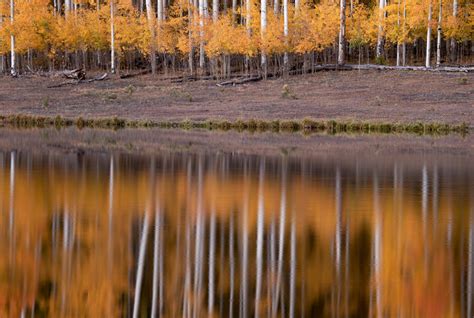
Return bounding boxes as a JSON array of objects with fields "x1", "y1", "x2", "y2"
[{"x1": 0, "y1": 150, "x2": 473, "y2": 317}]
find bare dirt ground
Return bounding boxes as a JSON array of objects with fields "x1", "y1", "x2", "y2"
[{"x1": 0, "y1": 70, "x2": 473, "y2": 124}]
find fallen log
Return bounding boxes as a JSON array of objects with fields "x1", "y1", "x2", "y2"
[
  {"x1": 62, "y1": 68, "x2": 86, "y2": 80},
  {"x1": 120, "y1": 69, "x2": 151, "y2": 79},
  {"x1": 216, "y1": 76, "x2": 263, "y2": 87},
  {"x1": 309, "y1": 64, "x2": 474, "y2": 73},
  {"x1": 47, "y1": 73, "x2": 108, "y2": 88}
]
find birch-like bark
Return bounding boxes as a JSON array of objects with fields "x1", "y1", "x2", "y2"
[
  {"x1": 199, "y1": 0, "x2": 206, "y2": 70},
  {"x1": 274, "y1": 0, "x2": 279, "y2": 14},
  {"x1": 10, "y1": 0, "x2": 16, "y2": 76},
  {"x1": 232, "y1": 0, "x2": 237, "y2": 22},
  {"x1": 402, "y1": 0, "x2": 406, "y2": 65},
  {"x1": 260, "y1": 0, "x2": 267, "y2": 78},
  {"x1": 338, "y1": 0, "x2": 346, "y2": 65},
  {"x1": 213, "y1": 0, "x2": 218, "y2": 22},
  {"x1": 145, "y1": 0, "x2": 157, "y2": 74},
  {"x1": 283, "y1": 0, "x2": 289, "y2": 70},
  {"x1": 436, "y1": 0, "x2": 442, "y2": 67},
  {"x1": 376, "y1": 0, "x2": 385, "y2": 59},
  {"x1": 450, "y1": 0, "x2": 457, "y2": 62},
  {"x1": 110, "y1": 0, "x2": 116, "y2": 73},
  {"x1": 425, "y1": 0, "x2": 433, "y2": 67},
  {"x1": 396, "y1": 0, "x2": 401, "y2": 66}
]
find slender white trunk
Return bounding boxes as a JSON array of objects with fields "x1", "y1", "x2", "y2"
[
  {"x1": 396, "y1": 0, "x2": 401, "y2": 66},
  {"x1": 436, "y1": 0, "x2": 442, "y2": 67},
  {"x1": 232, "y1": 0, "x2": 237, "y2": 22},
  {"x1": 338, "y1": 0, "x2": 346, "y2": 65},
  {"x1": 283, "y1": 0, "x2": 289, "y2": 69},
  {"x1": 376, "y1": 0, "x2": 385, "y2": 58},
  {"x1": 450, "y1": 0, "x2": 457, "y2": 62},
  {"x1": 145, "y1": 0, "x2": 157, "y2": 74},
  {"x1": 213, "y1": 0, "x2": 218, "y2": 22},
  {"x1": 199, "y1": 0, "x2": 205, "y2": 70},
  {"x1": 260, "y1": 0, "x2": 267, "y2": 76},
  {"x1": 425, "y1": 0, "x2": 433, "y2": 67},
  {"x1": 110, "y1": 0, "x2": 116, "y2": 73},
  {"x1": 10, "y1": 0, "x2": 16, "y2": 76},
  {"x1": 132, "y1": 213, "x2": 150, "y2": 318},
  {"x1": 402, "y1": 0, "x2": 406, "y2": 65},
  {"x1": 273, "y1": 0, "x2": 279, "y2": 14}
]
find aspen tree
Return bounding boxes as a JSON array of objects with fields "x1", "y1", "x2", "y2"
[
  {"x1": 261, "y1": 0, "x2": 267, "y2": 78},
  {"x1": 376, "y1": 0, "x2": 385, "y2": 59},
  {"x1": 10, "y1": 0, "x2": 16, "y2": 76},
  {"x1": 199, "y1": 0, "x2": 206, "y2": 70},
  {"x1": 450, "y1": 0, "x2": 457, "y2": 62},
  {"x1": 396, "y1": 0, "x2": 400, "y2": 66},
  {"x1": 338, "y1": 0, "x2": 346, "y2": 65},
  {"x1": 110, "y1": 0, "x2": 116, "y2": 73},
  {"x1": 426, "y1": 0, "x2": 432, "y2": 67},
  {"x1": 145, "y1": 0, "x2": 157, "y2": 74},
  {"x1": 283, "y1": 0, "x2": 288, "y2": 70},
  {"x1": 436, "y1": 0, "x2": 442, "y2": 67}
]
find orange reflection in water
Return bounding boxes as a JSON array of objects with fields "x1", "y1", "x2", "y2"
[{"x1": 0, "y1": 151, "x2": 472, "y2": 317}]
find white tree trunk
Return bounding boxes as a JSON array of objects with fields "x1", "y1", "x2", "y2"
[
  {"x1": 376, "y1": 0, "x2": 385, "y2": 58},
  {"x1": 10, "y1": 0, "x2": 16, "y2": 76},
  {"x1": 425, "y1": 0, "x2": 433, "y2": 67},
  {"x1": 199, "y1": 0, "x2": 206, "y2": 70},
  {"x1": 110, "y1": 0, "x2": 116, "y2": 73},
  {"x1": 450, "y1": 0, "x2": 457, "y2": 62},
  {"x1": 396, "y1": 0, "x2": 401, "y2": 66},
  {"x1": 436, "y1": 0, "x2": 442, "y2": 67},
  {"x1": 213, "y1": 0, "x2": 218, "y2": 22},
  {"x1": 338, "y1": 0, "x2": 346, "y2": 65},
  {"x1": 283, "y1": 0, "x2": 288, "y2": 69},
  {"x1": 260, "y1": 0, "x2": 267, "y2": 77},
  {"x1": 145, "y1": 0, "x2": 157, "y2": 74}
]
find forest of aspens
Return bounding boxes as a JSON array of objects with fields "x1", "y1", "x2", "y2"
[{"x1": 0, "y1": 0, "x2": 472, "y2": 76}]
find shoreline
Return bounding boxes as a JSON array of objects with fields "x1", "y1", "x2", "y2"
[{"x1": 0, "y1": 114, "x2": 470, "y2": 135}]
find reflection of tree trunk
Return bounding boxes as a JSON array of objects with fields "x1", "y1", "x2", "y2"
[
  {"x1": 240, "y1": 160, "x2": 249, "y2": 318},
  {"x1": 132, "y1": 212, "x2": 150, "y2": 318},
  {"x1": 468, "y1": 192, "x2": 474, "y2": 317},
  {"x1": 334, "y1": 167, "x2": 342, "y2": 317},
  {"x1": 193, "y1": 157, "x2": 205, "y2": 318},
  {"x1": 422, "y1": 164, "x2": 428, "y2": 276},
  {"x1": 208, "y1": 210, "x2": 216, "y2": 314},
  {"x1": 229, "y1": 213, "x2": 235, "y2": 317},
  {"x1": 255, "y1": 159, "x2": 265, "y2": 317},
  {"x1": 289, "y1": 214, "x2": 296, "y2": 318},
  {"x1": 152, "y1": 206, "x2": 162, "y2": 317},
  {"x1": 432, "y1": 165, "x2": 438, "y2": 230},
  {"x1": 9, "y1": 151, "x2": 15, "y2": 242},
  {"x1": 273, "y1": 158, "x2": 287, "y2": 315},
  {"x1": 372, "y1": 172, "x2": 382, "y2": 318}
]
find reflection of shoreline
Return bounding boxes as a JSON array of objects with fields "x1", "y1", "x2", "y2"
[
  {"x1": 0, "y1": 150, "x2": 472, "y2": 317},
  {"x1": 0, "y1": 127, "x2": 473, "y2": 159}
]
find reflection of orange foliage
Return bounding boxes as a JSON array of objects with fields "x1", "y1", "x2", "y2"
[{"x1": 0, "y1": 156, "x2": 471, "y2": 316}]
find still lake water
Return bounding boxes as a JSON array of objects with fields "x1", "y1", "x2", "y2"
[{"x1": 0, "y1": 149, "x2": 473, "y2": 317}]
